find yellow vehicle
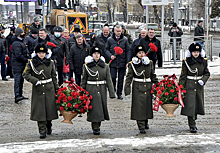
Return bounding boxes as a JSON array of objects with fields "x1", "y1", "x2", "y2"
[
  {"x1": 18, "y1": 23, "x2": 31, "y2": 36},
  {"x1": 48, "y1": 9, "x2": 88, "y2": 35}
]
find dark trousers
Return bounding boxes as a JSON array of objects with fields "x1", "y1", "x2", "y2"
[
  {"x1": 0, "y1": 52, "x2": 6, "y2": 79},
  {"x1": 13, "y1": 73, "x2": 24, "y2": 98},
  {"x1": 137, "y1": 120, "x2": 148, "y2": 130},
  {"x1": 91, "y1": 122, "x2": 101, "y2": 130},
  {"x1": 188, "y1": 116, "x2": 197, "y2": 128},
  {"x1": 75, "y1": 73, "x2": 81, "y2": 86},
  {"x1": 68, "y1": 69, "x2": 73, "y2": 81},
  {"x1": 57, "y1": 66, "x2": 64, "y2": 86},
  {"x1": 37, "y1": 120, "x2": 52, "y2": 134},
  {"x1": 110, "y1": 67, "x2": 126, "y2": 96}
]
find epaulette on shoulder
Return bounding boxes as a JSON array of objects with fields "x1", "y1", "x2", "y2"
[
  {"x1": 51, "y1": 60, "x2": 54, "y2": 62},
  {"x1": 129, "y1": 61, "x2": 133, "y2": 63},
  {"x1": 28, "y1": 59, "x2": 32, "y2": 62},
  {"x1": 204, "y1": 58, "x2": 208, "y2": 60},
  {"x1": 184, "y1": 59, "x2": 186, "y2": 61}
]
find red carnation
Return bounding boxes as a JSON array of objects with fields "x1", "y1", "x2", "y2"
[
  {"x1": 67, "y1": 103, "x2": 72, "y2": 108},
  {"x1": 84, "y1": 106, "x2": 88, "y2": 110},
  {"x1": 159, "y1": 101, "x2": 163, "y2": 105},
  {"x1": 151, "y1": 90, "x2": 153, "y2": 94},
  {"x1": 83, "y1": 100, "x2": 87, "y2": 104},
  {"x1": 174, "y1": 97, "x2": 178, "y2": 101},
  {"x1": 83, "y1": 94, "x2": 88, "y2": 99},
  {"x1": 89, "y1": 105, "x2": 92, "y2": 110},
  {"x1": 180, "y1": 85, "x2": 183, "y2": 88},
  {"x1": 58, "y1": 96, "x2": 62, "y2": 101},
  {"x1": 74, "y1": 104, "x2": 79, "y2": 109},
  {"x1": 170, "y1": 89, "x2": 175, "y2": 93},
  {"x1": 109, "y1": 46, "x2": 124, "y2": 64},
  {"x1": 56, "y1": 100, "x2": 60, "y2": 104},
  {"x1": 79, "y1": 96, "x2": 84, "y2": 101},
  {"x1": 165, "y1": 92, "x2": 169, "y2": 96},
  {"x1": 152, "y1": 84, "x2": 156, "y2": 89},
  {"x1": 90, "y1": 95, "x2": 93, "y2": 100},
  {"x1": 171, "y1": 81, "x2": 174, "y2": 84},
  {"x1": 85, "y1": 91, "x2": 89, "y2": 95},
  {"x1": 47, "y1": 42, "x2": 56, "y2": 48},
  {"x1": 68, "y1": 96, "x2": 72, "y2": 101},
  {"x1": 60, "y1": 93, "x2": 65, "y2": 97},
  {"x1": 157, "y1": 90, "x2": 162, "y2": 95},
  {"x1": 156, "y1": 87, "x2": 160, "y2": 91},
  {"x1": 60, "y1": 106, "x2": 64, "y2": 111},
  {"x1": 161, "y1": 87, "x2": 165, "y2": 91},
  {"x1": 80, "y1": 108, "x2": 85, "y2": 113},
  {"x1": 167, "y1": 84, "x2": 172, "y2": 88},
  {"x1": 58, "y1": 91, "x2": 61, "y2": 95},
  {"x1": 182, "y1": 90, "x2": 186, "y2": 93},
  {"x1": 146, "y1": 43, "x2": 158, "y2": 56},
  {"x1": 63, "y1": 99, "x2": 67, "y2": 103}
]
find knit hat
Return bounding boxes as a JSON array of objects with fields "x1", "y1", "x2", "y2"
[
  {"x1": 15, "y1": 27, "x2": 24, "y2": 36},
  {"x1": 31, "y1": 28, "x2": 38, "y2": 34},
  {"x1": 134, "y1": 45, "x2": 146, "y2": 56},
  {"x1": 34, "y1": 17, "x2": 39, "y2": 22},
  {"x1": 35, "y1": 44, "x2": 48, "y2": 54},
  {"x1": 90, "y1": 46, "x2": 101, "y2": 55},
  {"x1": 189, "y1": 43, "x2": 202, "y2": 52}
]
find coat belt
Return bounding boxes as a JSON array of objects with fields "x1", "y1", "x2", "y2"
[
  {"x1": 187, "y1": 76, "x2": 203, "y2": 80},
  {"x1": 87, "y1": 80, "x2": 106, "y2": 85},
  {"x1": 133, "y1": 78, "x2": 151, "y2": 82},
  {"x1": 40, "y1": 78, "x2": 52, "y2": 84}
]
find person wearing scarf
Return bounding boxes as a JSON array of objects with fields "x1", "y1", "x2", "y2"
[
  {"x1": 81, "y1": 46, "x2": 116, "y2": 135},
  {"x1": 23, "y1": 44, "x2": 58, "y2": 139},
  {"x1": 179, "y1": 43, "x2": 210, "y2": 133},
  {"x1": 124, "y1": 45, "x2": 158, "y2": 134}
]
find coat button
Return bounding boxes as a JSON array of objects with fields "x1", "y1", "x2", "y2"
[
  {"x1": 43, "y1": 92, "x2": 45, "y2": 94},
  {"x1": 97, "y1": 84, "x2": 99, "y2": 86},
  {"x1": 42, "y1": 77, "x2": 44, "y2": 79},
  {"x1": 43, "y1": 85, "x2": 45, "y2": 87},
  {"x1": 195, "y1": 82, "x2": 197, "y2": 84},
  {"x1": 144, "y1": 85, "x2": 146, "y2": 87},
  {"x1": 98, "y1": 92, "x2": 100, "y2": 94},
  {"x1": 96, "y1": 78, "x2": 99, "y2": 80},
  {"x1": 194, "y1": 89, "x2": 196, "y2": 92},
  {"x1": 145, "y1": 92, "x2": 147, "y2": 94}
]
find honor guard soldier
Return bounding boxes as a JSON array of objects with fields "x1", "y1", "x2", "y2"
[
  {"x1": 81, "y1": 46, "x2": 116, "y2": 135},
  {"x1": 124, "y1": 45, "x2": 158, "y2": 134},
  {"x1": 179, "y1": 43, "x2": 210, "y2": 133},
  {"x1": 23, "y1": 44, "x2": 59, "y2": 139}
]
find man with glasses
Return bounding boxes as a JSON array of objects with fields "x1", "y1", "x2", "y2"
[{"x1": 139, "y1": 28, "x2": 162, "y2": 69}]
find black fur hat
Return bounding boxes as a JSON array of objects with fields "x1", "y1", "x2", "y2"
[
  {"x1": 35, "y1": 44, "x2": 48, "y2": 54},
  {"x1": 189, "y1": 43, "x2": 202, "y2": 52},
  {"x1": 134, "y1": 45, "x2": 146, "y2": 56},
  {"x1": 53, "y1": 26, "x2": 63, "y2": 32},
  {"x1": 90, "y1": 46, "x2": 101, "y2": 55}
]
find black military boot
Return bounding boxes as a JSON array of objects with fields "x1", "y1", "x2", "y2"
[
  {"x1": 190, "y1": 127, "x2": 197, "y2": 133},
  {"x1": 40, "y1": 133, "x2": 46, "y2": 139},
  {"x1": 47, "y1": 128, "x2": 52, "y2": 135},
  {"x1": 140, "y1": 129, "x2": 146, "y2": 134},
  {"x1": 46, "y1": 121, "x2": 52, "y2": 135},
  {"x1": 93, "y1": 129, "x2": 100, "y2": 135}
]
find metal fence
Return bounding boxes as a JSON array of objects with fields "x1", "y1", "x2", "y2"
[{"x1": 159, "y1": 35, "x2": 213, "y2": 64}]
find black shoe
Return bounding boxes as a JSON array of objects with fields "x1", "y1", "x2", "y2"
[
  {"x1": 117, "y1": 95, "x2": 123, "y2": 100},
  {"x1": 2, "y1": 78, "x2": 8, "y2": 81},
  {"x1": 93, "y1": 129, "x2": 100, "y2": 135},
  {"x1": 47, "y1": 128, "x2": 52, "y2": 135},
  {"x1": 21, "y1": 96, "x2": 29, "y2": 100},
  {"x1": 40, "y1": 133, "x2": 46, "y2": 139},
  {"x1": 190, "y1": 127, "x2": 197, "y2": 133},
  {"x1": 145, "y1": 124, "x2": 149, "y2": 129},
  {"x1": 15, "y1": 97, "x2": 23, "y2": 103},
  {"x1": 140, "y1": 129, "x2": 146, "y2": 134}
]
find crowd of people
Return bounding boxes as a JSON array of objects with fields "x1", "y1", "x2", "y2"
[{"x1": 0, "y1": 19, "x2": 209, "y2": 138}]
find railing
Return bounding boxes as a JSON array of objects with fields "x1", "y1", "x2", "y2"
[{"x1": 158, "y1": 35, "x2": 213, "y2": 64}]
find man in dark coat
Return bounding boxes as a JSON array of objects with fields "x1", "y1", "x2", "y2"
[
  {"x1": 168, "y1": 22, "x2": 183, "y2": 60},
  {"x1": 6, "y1": 27, "x2": 16, "y2": 78},
  {"x1": 105, "y1": 25, "x2": 131, "y2": 100},
  {"x1": 194, "y1": 21, "x2": 206, "y2": 53},
  {"x1": 53, "y1": 26, "x2": 68, "y2": 86},
  {"x1": 130, "y1": 29, "x2": 147, "y2": 58},
  {"x1": 30, "y1": 17, "x2": 41, "y2": 34},
  {"x1": 139, "y1": 28, "x2": 163, "y2": 69},
  {"x1": 93, "y1": 26, "x2": 111, "y2": 63},
  {"x1": 88, "y1": 32, "x2": 96, "y2": 47},
  {"x1": 33, "y1": 28, "x2": 59, "y2": 62},
  {"x1": 24, "y1": 28, "x2": 38, "y2": 57},
  {"x1": 69, "y1": 33, "x2": 90, "y2": 85},
  {"x1": 121, "y1": 25, "x2": 133, "y2": 46},
  {"x1": 179, "y1": 43, "x2": 210, "y2": 133},
  {"x1": 11, "y1": 27, "x2": 29, "y2": 103},
  {"x1": 0, "y1": 27, "x2": 7, "y2": 81}
]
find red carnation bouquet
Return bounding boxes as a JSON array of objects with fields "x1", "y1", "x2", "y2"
[
  {"x1": 47, "y1": 42, "x2": 57, "y2": 48},
  {"x1": 5, "y1": 55, "x2": 9, "y2": 65},
  {"x1": 108, "y1": 46, "x2": 123, "y2": 65},
  {"x1": 55, "y1": 78, "x2": 93, "y2": 116},
  {"x1": 146, "y1": 43, "x2": 158, "y2": 56},
  {"x1": 151, "y1": 74, "x2": 186, "y2": 111}
]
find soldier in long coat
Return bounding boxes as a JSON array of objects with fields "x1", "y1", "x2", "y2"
[
  {"x1": 81, "y1": 46, "x2": 116, "y2": 135},
  {"x1": 23, "y1": 44, "x2": 59, "y2": 139},
  {"x1": 124, "y1": 45, "x2": 158, "y2": 134},
  {"x1": 179, "y1": 43, "x2": 210, "y2": 133}
]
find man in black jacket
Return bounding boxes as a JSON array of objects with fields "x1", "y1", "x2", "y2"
[
  {"x1": 93, "y1": 26, "x2": 111, "y2": 62},
  {"x1": 24, "y1": 28, "x2": 38, "y2": 57},
  {"x1": 53, "y1": 26, "x2": 68, "y2": 86},
  {"x1": 12, "y1": 27, "x2": 29, "y2": 103},
  {"x1": 30, "y1": 17, "x2": 41, "y2": 34},
  {"x1": 0, "y1": 27, "x2": 7, "y2": 81},
  {"x1": 139, "y1": 28, "x2": 162, "y2": 69},
  {"x1": 168, "y1": 23, "x2": 183, "y2": 60},
  {"x1": 105, "y1": 25, "x2": 131, "y2": 100},
  {"x1": 33, "y1": 28, "x2": 59, "y2": 62},
  {"x1": 194, "y1": 21, "x2": 206, "y2": 53},
  {"x1": 69, "y1": 33, "x2": 90, "y2": 85}
]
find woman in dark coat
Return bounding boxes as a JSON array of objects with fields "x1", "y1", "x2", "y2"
[
  {"x1": 124, "y1": 45, "x2": 158, "y2": 134},
  {"x1": 81, "y1": 46, "x2": 116, "y2": 135},
  {"x1": 23, "y1": 44, "x2": 59, "y2": 139},
  {"x1": 179, "y1": 43, "x2": 210, "y2": 133}
]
